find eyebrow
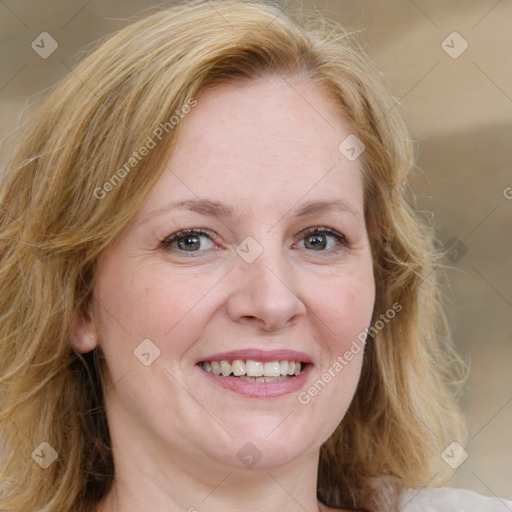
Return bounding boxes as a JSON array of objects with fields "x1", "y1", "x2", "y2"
[{"x1": 142, "y1": 198, "x2": 363, "y2": 225}]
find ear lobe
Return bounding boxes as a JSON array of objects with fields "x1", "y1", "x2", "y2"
[{"x1": 70, "y1": 304, "x2": 97, "y2": 354}]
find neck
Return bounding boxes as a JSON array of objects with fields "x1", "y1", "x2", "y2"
[
  {"x1": 95, "y1": 384, "x2": 327, "y2": 512},
  {"x1": 96, "y1": 450, "x2": 323, "y2": 512}
]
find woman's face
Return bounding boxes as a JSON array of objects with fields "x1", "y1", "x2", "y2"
[{"x1": 77, "y1": 76, "x2": 375, "y2": 472}]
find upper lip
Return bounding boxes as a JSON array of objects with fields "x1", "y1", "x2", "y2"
[{"x1": 197, "y1": 349, "x2": 313, "y2": 364}]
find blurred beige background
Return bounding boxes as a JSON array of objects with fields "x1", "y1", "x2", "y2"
[{"x1": 1, "y1": 0, "x2": 511, "y2": 500}]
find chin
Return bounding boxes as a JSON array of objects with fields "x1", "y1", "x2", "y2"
[{"x1": 207, "y1": 421, "x2": 325, "y2": 470}]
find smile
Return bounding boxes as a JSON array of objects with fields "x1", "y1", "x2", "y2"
[
  {"x1": 197, "y1": 358, "x2": 312, "y2": 398},
  {"x1": 200, "y1": 359, "x2": 303, "y2": 380}
]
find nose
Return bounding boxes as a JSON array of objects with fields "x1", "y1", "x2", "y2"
[{"x1": 225, "y1": 243, "x2": 306, "y2": 332}]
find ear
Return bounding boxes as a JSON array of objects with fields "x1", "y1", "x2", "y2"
[{"x1": 70, "y1": 302, "x2": 97, "y2": 354}]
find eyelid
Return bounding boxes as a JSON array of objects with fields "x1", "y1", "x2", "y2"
[
  {"x1": 160, "y1": 226, "x2": 349, "y2": 253},
  {"x1": 299, "y1": 226, "x2": 349, "y2": 245},
  {"x1": 160, "y1": 228, "x2": 219, "y2": 249}
]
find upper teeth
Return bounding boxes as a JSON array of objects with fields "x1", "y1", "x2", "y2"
[{"x1": 201, "y1": 360, "x2": 302, "y2": 377}]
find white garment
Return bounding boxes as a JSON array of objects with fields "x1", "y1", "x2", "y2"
[{"x1": 398, "y1": 486, "x2": 512, "y2": 511}]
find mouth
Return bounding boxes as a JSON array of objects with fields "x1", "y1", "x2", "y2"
[
  {"x1": 196, "y1": 351, "x2": 313, "y2": 398},
  {"x1": 198, "y1": 359, "x2": 306, "y2": 382}
]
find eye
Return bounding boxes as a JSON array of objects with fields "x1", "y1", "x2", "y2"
[
  {"x1": 297, "y1": 227, "x2": 348, "y2": 252},
  {"x1": 161, "y1": 228, "x2": 218, "y2": 253},
  {"x1": 160, "y1": 226, "x2": 349, "y2": 255}
]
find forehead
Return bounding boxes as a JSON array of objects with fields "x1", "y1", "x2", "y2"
[
  {"x1": 186, "y1": 75, "x2": 350, "y2": 157},
  {"x1": 138, "y1": 76, "x2": 365, "y2": 219}
]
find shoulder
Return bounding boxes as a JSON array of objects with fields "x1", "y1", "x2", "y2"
[
  {"x1": 321, "y1": 477, "x2": 512, "y2": 512},
  {"x1": 398, "y1": 486, "x2": 512, "y2": 511}
]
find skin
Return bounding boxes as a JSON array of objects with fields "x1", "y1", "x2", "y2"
[{"x1": 72, "y1": 75, "x2": 374, "y2": 512}]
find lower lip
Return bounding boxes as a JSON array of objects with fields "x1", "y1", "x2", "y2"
[{"x1": 198, "y1": 364, "x2": 312, "y2": 398}]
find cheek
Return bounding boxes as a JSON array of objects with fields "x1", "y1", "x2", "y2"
[
  {"x1": 312, "y1": 265, "x2": 375, "y2": 355},
  {"x1": 94, "y1": 259, "x2": 216, "y2": 361},
  {"x1": 298, "y1": 268, "x2": 374, "y2": 430}
]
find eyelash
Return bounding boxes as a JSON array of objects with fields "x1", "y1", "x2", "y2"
[{"x1": 160, "y1": 226, "x2": 349, "y2": 254}]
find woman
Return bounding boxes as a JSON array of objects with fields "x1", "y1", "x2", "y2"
[{"x1": 0, "y1": 1, "x2": 510, "y2": 511}]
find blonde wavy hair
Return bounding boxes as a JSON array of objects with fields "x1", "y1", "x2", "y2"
[{"x1": 0, "y1": 1, "x2": 468, "y2": 510}]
